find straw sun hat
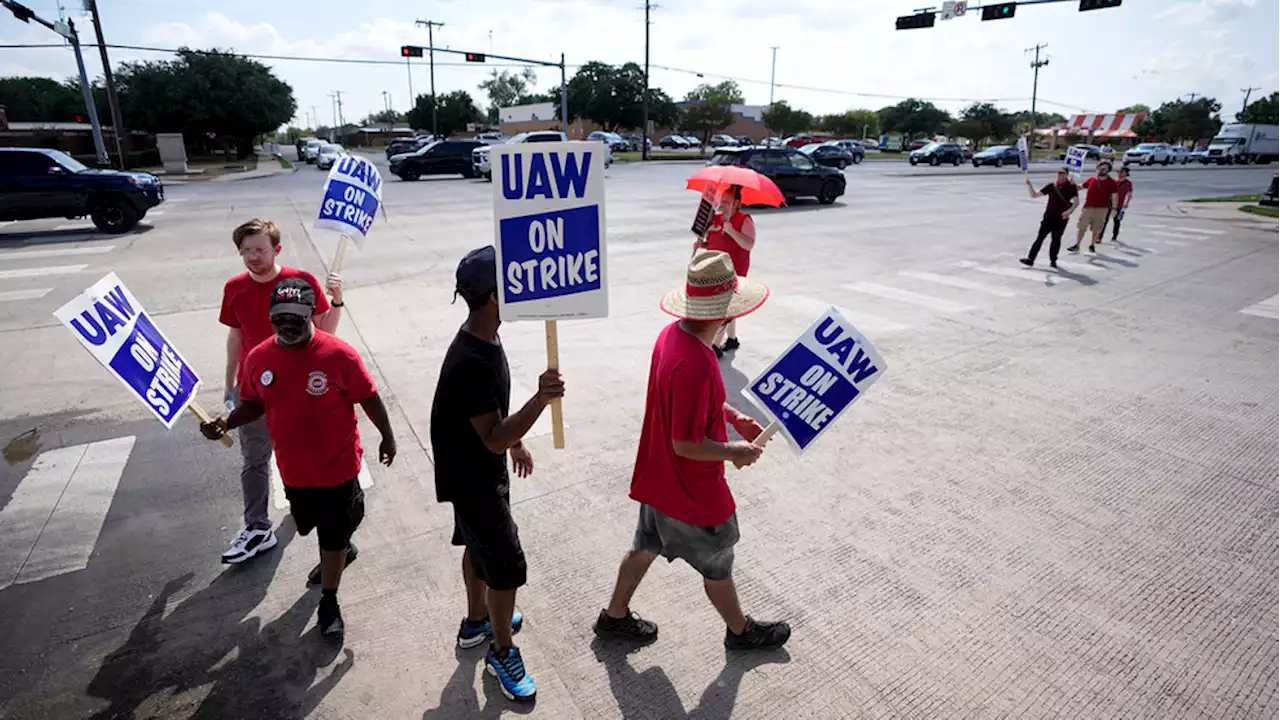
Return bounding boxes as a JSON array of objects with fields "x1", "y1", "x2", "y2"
[{"x1": 660, "y1": 249, "x2": 769, "y2": 322}]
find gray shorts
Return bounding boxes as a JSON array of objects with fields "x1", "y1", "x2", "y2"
[{"x1": 632, "y1": 504, "x2": 739, "y2": 581}]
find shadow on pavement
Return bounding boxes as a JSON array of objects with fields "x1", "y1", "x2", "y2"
[
  {"x1": 1110, "y1": 238, "x2": 1157, "y2": 257},
  {"x1": 1051, "y1": 265, "x2": 1098, "y2": 286},
  {"x1": 0, "y1": 224, "x2": 151, "y2": 249},
  {"x1": 85, "y1": 521, "x2": 353, "y2": 719},
  {"x1": 422, "y1": 646, "x2": 535, "y2": 719},
  {"x1": 1091, "y1": 252, "x2": 1139, "y2": 268},
  {"x1": 591, "y1": 636, "x2": 791, "y2": 719}
]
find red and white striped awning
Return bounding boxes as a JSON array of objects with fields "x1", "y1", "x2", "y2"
[{"x1": 1065, "y1": 112, "x2": 1148, "y2": 138}]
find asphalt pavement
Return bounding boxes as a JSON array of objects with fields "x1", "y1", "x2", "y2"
[{"x1": 0, "y1": 150, "x2": 1276, "y2": 719}]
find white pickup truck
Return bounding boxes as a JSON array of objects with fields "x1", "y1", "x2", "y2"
[
  {"x1": 471, "y1": 131, "x2": 613, "y2": 180},
  {"x1": 1203, "y1": 123, "x2": 1279, "y2": 165}
]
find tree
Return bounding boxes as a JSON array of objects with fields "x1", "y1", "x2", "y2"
[
  {"x1": 1117, "y1": 104, "x2": 1151, "y2": 113},
  {"x1": 114, "y1": 48, "x2": 295, "y2": 158},
  {"x1": 361, "y1": 109, "x2": 400, "y2": 126},
  {"x1": 689, "y1": 80, "x2": 744, "y2": 104},
  {"x1": 478, "y1": 68, "x2": 538, "y2": 124},
  {"x1": 1131, "y1": 97, "x2": 1222, "y2": 142},
  {"x1": 821, "y1": 109, "x2": 879, "y2": 138},
  {"x1": 681, "y1": 84, "x2": 736, "y2": 150},
  {"x1": 404, "y1": 90, "x2": 483, "y2": 137},
  {"x1": 1238, "y1": 92, "x2": 1279, "y2": 124},
  {"x1": 950, "y1": 102, "x2": 1016, "y2": 145},
  {"x1": 647, "y1": 88, "x2": 680, "y2": 129},
  {"x1": 762, "y1": 101, "x2": 813, "y2": 137},
  {"x1": 0, "y1": 77, "x2": 84, "y2": 122},
  {"x1": 877, "y1": 98, "x2": 951, "y2": 138},
  {"x1": 1008, "y1": 109, "x2": 1067, "y2": 132},
  {"x1": 559, "y1": 61, "x2": 649, "y2": 131}
]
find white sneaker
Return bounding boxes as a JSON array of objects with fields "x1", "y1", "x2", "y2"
[{"x1": 221, "y1": 527, "x2": 278, "y2": 564}]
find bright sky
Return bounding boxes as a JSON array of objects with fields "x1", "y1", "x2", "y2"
[{"x1": 2, "y1": 0, "x2": 1277, "y2": 128}]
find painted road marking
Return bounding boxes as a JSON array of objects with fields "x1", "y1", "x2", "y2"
[
  {"x1": 1145, "y1": 232, "x2": 1190, "y2": 246},
  {"x1": 0, "y1": 437, "x2": 135, "y2": 591},
  {"x1": 1138, "y1": 224, "x2": 1224, "y2": 236},
  {"x1": 956, "y1": 261, "x2": 1063, "y2": 285},
  {"x1": 146, "y1": 211, "x2": 165, "y2": 217},
  {"x1": 899, "y1": 270, "x2": 1021, "y2": 298},
  {"x1": 772, "y1": 294, "x2": 909, "y2": 333},
  {"x1": 0, "y1": 264, "x2": 88, "y2": 280},
  {"x1": 843, "y1": 281, "x2": 973, "y2": 313},
  {"x1": 51, "y1": 224, "x2": 95, "y2": 232},
  {"x1": 0, "y1": 288, "x2": 52, "y2": 302},
  {"x1": 0, "y1": 245, "x2": 114, "y2": 262},
  {"x1": 1240, "y1": 294, "x2": 1279, "y2": 320}
]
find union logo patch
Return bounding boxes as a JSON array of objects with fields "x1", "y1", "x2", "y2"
[
  {"x1": 306, "y1": 370, "x2": 328, "y2": 396},
  {"x1": 260, "y1": 370, "x2": 274, "y2": 387}
]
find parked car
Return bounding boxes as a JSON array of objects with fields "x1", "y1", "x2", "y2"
[
  {"x1": 784, "y1": 134, "x2": 816, "y2": 148},
  {"x1": 386, "y1": 135, "x2": 437, "y2": 159},
  {"x1": 474, "y1": 132, "x2": 505, "y2": 144},
  {"x1": 971, "y1": 145, "x2": 1021, "y2": 168},
  {"x1": 1124, "y1": 142, "x2": 1174, "y2": 166},
  {"x1": 658, "y1": 135, "x2": 690, "y2": 149},
  {"x1": 909, "y1": 142, "x2": 966, "y2": 166},
  {"x1": 707, "y1": 147, "x2": 846, "y2": 205},
  {"x1": 301, "y1": 138, "x2": 325, "y2": 163},
  {"x1": 587, "y1": 131, "x2": 629, "y2": 152},
  {"x1": 0, "y1": 147, "x2": 163, "y2": 233},
  {"x1": 390, "y1": 140, "x2": 483, "y2": 180},
  {"x1": 907, "y1": 139, "x2": 929, "y2": 152},
  {"x1": 619, "y1": 133, "x2": 651, "y2": 152},
  {"x1": 472, "y1": 131, "x2": 573, "y2": 181},
  {"x1": 1169, "y1": 146, "x2": 1193, "y2": 164},
  {"x1": 735, "y1": 135, "x2": 754, "y2": 146},
  {"x1": 1188, "y1": 145, "x2": 1211, "y2": 164},
  {"x1": 709, "y1": 134, "x2": 739, "y2": 147},
  {"x1": 827, "y1": 140, "x2": 866, "y2": 165},
  {"x1": 858, "y1": 139, "x2": 880, "y2": 150},
  {"x1": 1058, "y1": 144, "x2": 1103, "y2": 161},
  {"x1": 761, "y1": 137, "x2": 785, "y2": 148},
  {"x1": 799, "y1": 143, "x2": 854, "y2": 169},
  {"x1": 315, "y1": 143, "x2": 347, "y2": 170}
]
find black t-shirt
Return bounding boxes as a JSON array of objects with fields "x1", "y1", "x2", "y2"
[
  {"x1": 430, "y1": 330, "x2": 511, "y2": 502},
  {"x1": 1040, "y1": 181, "x2": 1078, "y2": 221}
]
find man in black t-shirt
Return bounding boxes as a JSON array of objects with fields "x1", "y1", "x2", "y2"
[
  {"x1": 1020, "y1": 168, "x2": 1080, "y2": 269},
  {"x1": 428, "y1": 245, "x2": 564, "y2": 703}
]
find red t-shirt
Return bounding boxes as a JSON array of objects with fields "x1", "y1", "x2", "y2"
[
  {"x1": 705, "y1": 211, "x2": 752, "y2": 277},
  {"x1": 239, "y1": 331, "x2": 377, "y2": 488},
  {"x1": 1114, "y1": 178, "x2": 1133, "y2": 207},
  {"x1": 219, "y1": 267, "x2": 331, "y2": 382},
  {"x1": 629, "y1": 322, "x2": 735, "y2": 527},
  {"x1": 1082, "y1": 176, "x2": 1119, "y2": 208}
]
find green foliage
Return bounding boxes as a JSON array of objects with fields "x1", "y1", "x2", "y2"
[
  {"x1": 0, "y1": 77, "x2": 83, "y2": 121},
  {"x1": 560, "y1": 61, "x2": 650, "y2": 131},
  {"x1": 404, "y1": 91, "x2": 483, "y2": 137},
  {"x1": 1116, "y1": 104, "x2": 1151, "y2": 113},
  {"x1": 1131, "y1": 97, "x2": 1222, "y2": 142},
  {"x1": 478, "y1": 68, "x2": 538, "y2": 124},
  {"x1": 877, "y1": 98, "x2": 952, "y2": 138},
  {"x1": 362, "y1": 109, "x2": 401, "y2": 125},
  {"x1": 685, "y1": 80, "x2": 744, "y2": 105},
  {"x1": 820, "y1": 109, "x2": 879, "y2": 138},
  {"x1": 950, "y1": 102, "x2": 1016, "y2": 144},
  {"x1": 762, "y1": 101, "x2": 813, "y2": 137},
  {"x1": 1238, "y1": 92, "x2": 1279, "y2": 124},
  {"x1": 681, "y1": 84, "x2": 736, "y2": 146}
]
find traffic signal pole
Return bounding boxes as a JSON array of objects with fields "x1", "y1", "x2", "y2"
[{"x1": 87, "y1": 0, "x2": 126, "y2": 168}]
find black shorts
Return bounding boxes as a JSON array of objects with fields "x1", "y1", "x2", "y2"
[
  {"x1": 450, "y1": 486, "x2": 526, "y2": 591},
  {"x1": 284, "y1": 478, "x2": 364, "y2": 552}
]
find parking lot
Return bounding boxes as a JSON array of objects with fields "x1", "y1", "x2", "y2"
[{"x1": 0, "y1": 154, "x2": 1276, "y2": 718}]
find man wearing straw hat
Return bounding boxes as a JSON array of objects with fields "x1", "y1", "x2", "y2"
[{"x1": 592, "y1": 249, "x2": 792, "y2": 651}]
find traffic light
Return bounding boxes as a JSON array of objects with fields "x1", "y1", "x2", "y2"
[
  {"x1": 982, "y1": 2, "x2": 1017, "y2": 20},
  {"x1": 7, "y1": 1, "x2": 35, "y2": 22},
  {"x1": 1079, "y1": 0, "x2": 1121, "y2": 10},
  {"x1": 400, "y1": 45, "x2": 424, "y2": 57},
  {"x1": 895, "y1": 12, "x2": 936, "y2": 30},
  {"x1": 464, "y1": 52, "x2": 486, "y2": 63}
]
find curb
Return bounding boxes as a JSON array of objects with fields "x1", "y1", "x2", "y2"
[{"x1": 1169, "y1": 201, "x2": 1278, "y2": 228}]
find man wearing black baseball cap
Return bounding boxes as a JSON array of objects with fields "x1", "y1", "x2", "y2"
[
  {"x1": 429, "y1": 245, "x2": 564, "y2": 702},
  {"x1": 201, "y1": 278, "x2": 397, "y2": 639}
]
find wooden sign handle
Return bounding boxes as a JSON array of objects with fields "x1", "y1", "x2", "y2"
[
  {"x1": 188, "y1": 402, "x2": 234, "y2": 448},
  {"x1": 331, "y1": 234, "x2": 350, "y2": 273},
  {"x1": 544, "y1": 320, "x2": 565, "y2": 449},
  {"x1": 754, "y1": 421, "x2": 780, "y2": 448}
]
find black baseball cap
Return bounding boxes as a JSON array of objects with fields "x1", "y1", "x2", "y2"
[
  {"x1": 270, "y1": 277, "x2": 316, "y2": 317},
  {"x1": 455, "y1": 245, "x2": 498, "y2": 304}
]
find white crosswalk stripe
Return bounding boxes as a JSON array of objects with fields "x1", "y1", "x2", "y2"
[
  {"x1": 843, "y1": 281, "x2": 973, "y2": 313},
  {"x1": 899, "y1": 271, "x2": 1021, "y2": 298},
  {"x1": 0, "y1": 245, "x2": 114, "y2": 262},
  {"x1": 956, "y1": 260, "x2": 1063, "y2": 285},
  {"x1": 771, "y1": 294, "x2": 908, "y2": 333},
  {"x1": 0, "y1": 436, "x2": 135, "y2": 591},
  {"x1": 0, "y1": 264, "x2": 87, "y2": 280},
  {"x1": 1138, "y1": 224, "x2": 1224, "y2": 236},
  {"x1": 1240, "y1": 294, "x2": 1279, "y2": 320},
  {"x1": 0, "y1": 288, "x2": 52, "y2": 302}
]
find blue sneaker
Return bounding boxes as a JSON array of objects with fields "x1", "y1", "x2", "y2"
[
  {"x1": 457, "y1": 608, "x2": 525, "y2": 649},
  {"x1": 486, "y1": 645, "x2": 536, "y2": 701}
]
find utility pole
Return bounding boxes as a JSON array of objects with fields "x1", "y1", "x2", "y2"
[
  {"x1": 382, "y1": 90, "x2": 391, "y2": 113},
  {"x1": 560, "y1": 53, "x2": 568, "y2": 139},
  {"x1": 1182, "y1": 93, "x2": 1198, "y2": 103},
  {"x1": 86, "y1": 0, "x2": 125, "y2": 167},
  {"x1": 310, "y1": 105, "x2": 319, "y2": 131},
  {"x1": 1239, "y1": 86, "x2": 1260, "y2": 117},
  {"x1": 415, "y1": 19, "x2": 444, "y2": 136},
  {"x1": 769, "y1": 46, "x2": 779, "y2": 105},
  {"x1": 642, "y1": 2, "x2": 657, "y2": 160},
  {"x1": 1025, "y1": 43, "x2": 1049, "y2": 136}
]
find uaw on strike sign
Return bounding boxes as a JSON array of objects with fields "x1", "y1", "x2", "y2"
[
  {"x1": 493, "y1": 142, "x2": 608, "y2": 321},
  {"x1": 746, "y1": 307, "x2": 887, "y2": 452},
  {"x1": 54, "y1": 273, "x2": 200, "y2": 427},
  {"x1": 315, "y1": 155, "x2": 383, "y2": 244}
]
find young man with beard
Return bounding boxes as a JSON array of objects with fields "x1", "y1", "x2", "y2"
[
  {"x1": 218, "y1": 219, "x2": 344, "y2": 565},
  {"x1": 201, "y1": 278, "x2": 396, "y2": 638},
  {"x1": 1068, "y1": 160, "x2": 1120, "y2": 254},
  {"x1": 592, "y1": 249, "x2": 791, "y2": 651},
  {"x1": 430, "y1": 245, "x2": 565, "y2": 702}
]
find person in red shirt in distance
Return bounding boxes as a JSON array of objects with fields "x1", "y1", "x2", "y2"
[
  {"x1": 592, "y1": 250, "x2": 791, "y2": 651},
  {"x1": 1068, "y1": 160, "x2": 1120, "y2": 254},
  {"x1": 1105, "y1": 166, "x2": 1134, "y2": 242},
  {"x1": 218, "y1": 218, "x2": 344, "y2": 566},
  {"x1": 698, "y1": 185, "x2": 756, "y2": 358},
  {"x1": 201, "y1": 278, "x2": 396, "y2": 638}
]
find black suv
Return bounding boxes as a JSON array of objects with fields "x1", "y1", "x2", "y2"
[
  {"x1": 389, "y1": 140, "x2": 484, "y2": 180},
  {"x1": 0, "y1": 148, "x2": 163, "y2": 233},
  {"x1": 909, "y1": 142, "x2": 965, "y2": 166},
  {"x1": 708, "y1": 147, "x2": 846, "y2": 205}
]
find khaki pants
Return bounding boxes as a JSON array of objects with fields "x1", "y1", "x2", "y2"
[{"x1": 1076, "y1": 206, "x2": 1108, "y2": 242}]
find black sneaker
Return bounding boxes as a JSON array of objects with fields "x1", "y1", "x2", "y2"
[
  {"x1": 593, "y1": 609, "x2": 659, "y2": 641},
  {"x1": 713, "y1": 345, "x2": 724, "y2": 359},
  {"x1": 1050, "y1": 260, "x2": 1059, "y2": 269},
  {"x1": 722, "y1": 337, "x2": 740, "y2": 352},
  {"x1": 318, "y1": 595, "x2": 344, "y2": 638},
  {"x1": 1089, "y1": 243, "x2": 1096, "y2": 253},
  {"x1": 306, "y1": 543, "x2": 359, "y2": 587},
  {"x1": 1067, "y1": 245, "x2": 1080, "y2": 253},
  {"x1": 1018, "y1": 258, "x2": 1033, "y2": 267},
  {"x1": 725, "y1": 617, "x2": 790, "y2": 650}
]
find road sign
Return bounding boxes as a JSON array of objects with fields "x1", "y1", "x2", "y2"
[
  {"x1": 493, "y1": 141, "x2": 609, "y2": 321},
  {"x1": 941, "y1": 0, "x2": 956, "y2": 20},
  {"x1": 1017, "y1": 136, "x2": 1030, "y2": 172},
  {"x1": 953, "y1": 1, "x2": 968, "y2": 16},
  {"x1": 52, "y1": 20, "x2": 72, "y2": 40},
  {"x1": 745, "y1": 307, "x2": 887, "y2": 452}
]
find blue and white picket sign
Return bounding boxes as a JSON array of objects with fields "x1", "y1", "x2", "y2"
[
  {"x1": 493, "y1": 142, "x2": 608, "y2": 321},
  {"x1": 1017, "y1": 136, "x2": 1030, "y2": 173},
  {"x1": 315, "y1": 154, "x2": 383, "y2": 247},
  {"x1": 745, "y1": 307, "x2": 887, "y2": 452},
  {"x1": 1065, "y1": 145, "x2": 1088, "y2": 180},
  {"x1": 53, "y1": 273, "x2": 200, "y2": 428}
]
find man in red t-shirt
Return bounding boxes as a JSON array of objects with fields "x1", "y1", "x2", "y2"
[
  {"x1": 1105, "y1": 166, "x2": 1134, "y2": 242},
  {"x1": 1069, "y1": 160, "x2": 1120, "y2": 254},
  {"x1": 592, "y1": 250, "x2": 791, "y2": 651},
  {"x1": 217, "y1": 218, "x2": 343, "y2": 565},
  {"x1": 201, "y1": 278, "x2": 396, "y2": 638}
]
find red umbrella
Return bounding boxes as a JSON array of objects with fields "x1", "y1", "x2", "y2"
[{"x1": 686, "y1": 165, "x2": 785, "y2": 207}]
